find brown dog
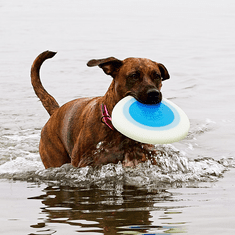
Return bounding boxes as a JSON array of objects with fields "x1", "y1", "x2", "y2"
[{"x1": 31, "y1": 51, "x2": 170, "y2": 168}]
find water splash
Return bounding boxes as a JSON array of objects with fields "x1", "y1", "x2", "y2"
[
  {"x1": 0, "y1": 121, "x2": 233, "y2": 188},
  {"x1": 186, "y1": 118, "x2": 216, "y2": 140},
  {"x1": 0, "y1": 144, "x2": 232, "y2": 189}
]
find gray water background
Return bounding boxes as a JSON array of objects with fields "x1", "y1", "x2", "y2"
[{"x1": 0, "y1": 0, "x2": 235, "y2": 234}]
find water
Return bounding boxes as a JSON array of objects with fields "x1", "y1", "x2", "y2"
[{"x1": 0, "y1": 0, "x2": 235, "y2": 234}]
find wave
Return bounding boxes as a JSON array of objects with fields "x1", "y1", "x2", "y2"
[
  {"x1": 0, "y1": 144, "x2": 233, "y2": 189},
  {"x1": 0, "y1": 120, "x2": 233, "y2": 188},
  {"x1": 186, "y1": 118, "x2": 216, "y2": 140}
]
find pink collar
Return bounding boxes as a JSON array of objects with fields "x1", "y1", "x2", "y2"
[{"x1": 101, "y1": 104, "x2": 114, "y2": 130}]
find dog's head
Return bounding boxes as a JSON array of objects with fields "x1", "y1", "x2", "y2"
[{"x1": 87, "y1": 57, "x2": 170, "y2": 104}]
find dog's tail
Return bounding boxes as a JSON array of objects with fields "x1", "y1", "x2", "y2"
[{"x1": 31, "y1": 50, "x2": 60, "y2": 116}]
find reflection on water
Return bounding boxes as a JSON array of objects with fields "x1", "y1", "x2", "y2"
[{"x1": 29, "y1": 184, "x2": 186, "y2": 234}]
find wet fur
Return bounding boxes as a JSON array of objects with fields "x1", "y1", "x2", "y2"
[{"x1": 31, "y1": 51, "x2": 170, "y2": 168}]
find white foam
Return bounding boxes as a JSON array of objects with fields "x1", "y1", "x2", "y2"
[
  {"x1": 0, "y1": 140, "x2": 232, "y2": 188},
  {"x1": 0, "y1": 156, "x2": 43, "y2": 174}
]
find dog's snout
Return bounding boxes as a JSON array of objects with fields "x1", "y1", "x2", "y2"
[
  {"x1": 147, "y1": 89, "x2": 160, "y2": 98},
  {"x1": 146, "y1": 89, "x2": 161, "y2": 104}
]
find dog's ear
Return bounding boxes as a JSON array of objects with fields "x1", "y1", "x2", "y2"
[
  {"x1": 158, "y1": 63, "x2": 170, "y2": 81},
  {"x1": 87, "y1": 57, "x2": 123, "y2": 78}
]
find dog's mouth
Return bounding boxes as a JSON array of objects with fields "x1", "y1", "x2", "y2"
[{"x1": 125, "y1": 90, "x2": 162, "y2": 105}]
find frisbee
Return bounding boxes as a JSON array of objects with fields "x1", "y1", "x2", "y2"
[{"x1": 111, "y1": 96, "x2": 190, "y2": 144}]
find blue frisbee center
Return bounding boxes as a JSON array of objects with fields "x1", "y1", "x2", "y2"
[{"x1": 129, "y1": 101, "x2": 174, "y2": 127}]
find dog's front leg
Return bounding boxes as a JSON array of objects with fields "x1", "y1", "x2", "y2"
[{"x1": 70, "y1": 136, "x2": 93, "y2": 167}]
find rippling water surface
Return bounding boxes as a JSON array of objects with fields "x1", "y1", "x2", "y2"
[{"x1": 1, "y1": 0, "x2": 235, "y2": 234}]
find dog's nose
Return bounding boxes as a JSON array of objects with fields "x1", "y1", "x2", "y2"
[{"x1": 146, "y1": 89, "x2": 161, "y2": 104}]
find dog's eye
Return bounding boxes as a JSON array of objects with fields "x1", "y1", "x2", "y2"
[
  {"x1": 152, "y1": 72, "x2": 161, "y2": 80},
  {"x1": 129, "y1": 72, "x2": 140, "y2": 80}
]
